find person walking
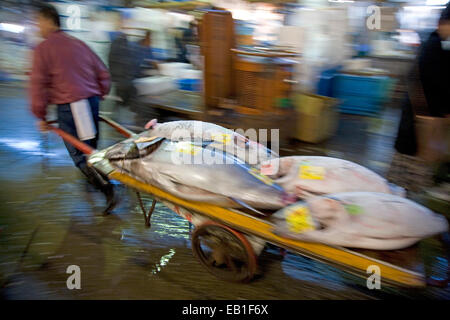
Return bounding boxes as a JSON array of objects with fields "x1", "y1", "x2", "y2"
[
  {"x1": 387, "y1": 4, "x2": 450, "y2": 194},
  {"x1": 30, "y1": 4, "x2": 116, "y2": 213},
  {"x1": 108, "y1": 17, "x2": 139, "y2": 106}
]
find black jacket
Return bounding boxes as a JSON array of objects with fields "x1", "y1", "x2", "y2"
[{"x1": 395, "y1": 31, "x2": 450, "y2": 155}]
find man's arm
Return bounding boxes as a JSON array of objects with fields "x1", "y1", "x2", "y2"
[{"x1": 30, "y1": 46, "x2": 49, "y2": 120}]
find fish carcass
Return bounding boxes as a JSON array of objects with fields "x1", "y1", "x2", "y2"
[
  {"x1": 272, "y1": 192, "x2": 448, "y2": 250},
  {"x1": 143, "y1": 119, "x2": 277, "y2": 165},
  {"x1": 105, "y1": 135, "x2": 292, "y2": 209},
  {"x1": 259, "y1": 156, "x2": 402, "y2": 198}
]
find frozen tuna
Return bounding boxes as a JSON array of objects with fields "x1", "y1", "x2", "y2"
[
  {"x1": 143, "y1": 119, "x2": 277, "y2": 165},
  {"x1": 259, "y1": 156, "x2": 400, "y2": 198},
  {"x1": 272, "y1": 192, "x2": 448, "y2": 250},
  {"x1": 105, "y1": 136, "x2": 292, "y2": 209}
]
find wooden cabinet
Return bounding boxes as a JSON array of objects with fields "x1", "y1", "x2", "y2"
[
  {"x1": 233, "y1": 51, "x2": 295, "y2": 113},
  {"x1": 201, "y1": 10, "x2": 236, "y2": 110}
]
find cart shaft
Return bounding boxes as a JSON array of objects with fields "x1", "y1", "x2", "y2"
[{"x1": 48, "y1": 127, "x2": 95, "y2": 155}]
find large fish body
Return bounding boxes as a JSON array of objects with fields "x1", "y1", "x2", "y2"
[
  {"x1": 272, "y1": 192, "x2": 448, "y2": 250},
  {"x1": 106, "y1": 137, "x2": 290, "y2": 209},
  {"x1": 145, "y1": 120, "x2": 234, "y2": 140},
  {"x1": 260, "y1": 156, "x2": 398, "y2": 198},
  {"x1": 143, "y1": 120, "x2": 277, "y2": 165}
]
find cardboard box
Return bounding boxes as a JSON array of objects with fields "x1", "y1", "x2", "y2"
[
  {"x1": 293, "y1": 93, "x2": 339, "y2": 143},
  {"x1": 133, "y1": 76, "x2": 177, "y2": 96},
  {"x1": 415, "y1": 116, "x2": 450, "y2": 164}
]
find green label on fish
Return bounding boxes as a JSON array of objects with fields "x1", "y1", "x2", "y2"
[{"x1": 344, "y1": 204, "x2": 364, "y2": 215}]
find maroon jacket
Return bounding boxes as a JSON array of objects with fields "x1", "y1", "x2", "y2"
[{"x1": 30, "y1": 30, "x2": 111, "y2": 120}]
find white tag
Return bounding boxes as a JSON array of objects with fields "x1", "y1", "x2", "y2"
[
  {"x1": 70, "y1": 99, "x2": 96, "y2": 141},
  {"x1": 260, "y1": 163, "x2": 276, "y2": 176}
]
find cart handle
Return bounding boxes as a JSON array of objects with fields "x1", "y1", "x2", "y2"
[
  {"x1": 99, "y1": 114, "x2": 135, "y2": 138},
  {"x1": 46, "y1": 125, "x2": 95, "y2": 155},
  {"x1": 45, "y1": 115, "x2": 136, "y2": 156}
]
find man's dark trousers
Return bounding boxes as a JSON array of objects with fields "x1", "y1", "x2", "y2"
[
  {"x1": 57, "y1": 96, "x2": 99, "y2": 168},
  {"x1": 57, "y1": 96, "x2": 115, "y2": 213}
]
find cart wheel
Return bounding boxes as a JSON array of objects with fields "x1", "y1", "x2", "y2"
[{"x1": 191, "y1": 222, "x2": 257, "y2": 283}]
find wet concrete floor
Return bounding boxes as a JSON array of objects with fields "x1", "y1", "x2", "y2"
[{"x1": 0, "y1": 84, "x2": 449, "y2": 299}]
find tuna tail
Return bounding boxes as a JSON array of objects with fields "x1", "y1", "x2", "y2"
[
  {"x1": 388, "y1": 183, "x2": 406, "y2": 197},
  {"x1": 145, "y1": 118, "x2": 158, "y2": 129}
]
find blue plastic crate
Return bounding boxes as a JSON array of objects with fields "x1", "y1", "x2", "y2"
[
  {"x1": 316, "y1": 66, "x2": 342, "y2": 96},
  {"x1": 333, "y1": 74, "x2": 391, "y2": 100},
  {"x1": 177, "y1": 79, "x2": 201, "y2": 92},
  {"x1": 151, "y1": 48, "x2": 168, "y2": 61},
  {"x1": 332, "y1": 74, "x2": 394, "y2": 115},
  {"x1": 339, "y1": 101, "x2": 382, "y2": 115}
]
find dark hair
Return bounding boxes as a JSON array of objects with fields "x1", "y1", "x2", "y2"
[
  {"x1": 439, "y1": 3, "x2": 450, "y2": 24},
  {"x1": 38, "y1": 3, "x2": 61, "y2": 27}
]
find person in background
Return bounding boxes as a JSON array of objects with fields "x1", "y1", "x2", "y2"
[
  {"x1": 387, "y1": 4, "x2": 450, "y2": 194},
  {"x1": 136, "y1": 30, "x2": 159, "y2": 77},
  {"x1": 30, "y1": 4, "x2": 117, "y2": 214},
  {"x1": 138, "y1": 30, "x2": 152, "y2": 49},
  {"x1": 174, "y1": 21, "x2": 198, "y2": 63},
  {"x1": 108, "y1": 17, "x2": 137, "y2": 106}
]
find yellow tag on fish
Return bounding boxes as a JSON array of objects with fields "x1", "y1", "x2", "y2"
[
  {"x1": 176, "y1": 141, "x2": 200, "y2": 155},
  {"x1": 211, "y1": 133, "x2": 232, "y2": 145},
  {"x1": 286, "y1": 206, "x2": 315, "y2": 233},
  {"x1": 299, "y1": 165, "x2": 325, "y2": 180},
  {"x1": 248, "y1": 168, "x2": 273, "y2": 186}
]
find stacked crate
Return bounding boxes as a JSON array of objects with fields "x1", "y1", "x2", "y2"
[{"x1": 233, "y1": 54, "x2": 294, "y2": 114}]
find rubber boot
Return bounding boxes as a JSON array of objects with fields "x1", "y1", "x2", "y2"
[{"x1": 79, "y1": 164, "x2": 117, "y2": 215}]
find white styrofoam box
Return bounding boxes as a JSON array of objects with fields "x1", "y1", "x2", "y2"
[
  {"x1": 133, "y1": 76, "x2": 177, "y2": 96},
  {"x1": 342, "y1": 58, "x2": 372, "y2": 71},
  {"x1": 276, "y1": 26, "x2": 304, "y2": 54},
  {"x1": 180, "y1": 69, "x2": 202, "y2": 80},
  {"x1": 158, "y1": 63, "x2": 192, "y2": 78},
  {"x1": 372, "y1": 40, "x2": 396, "y2": 56},
  {"x1": 301, "y1": 0, "x2": 329, "y2": 8},
  {"x1": 186, "y1": 44, "x2": 202, "y2": 68},
  {"x1": 295, "y1": 7, "x2": 349, "y2": 39}
]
